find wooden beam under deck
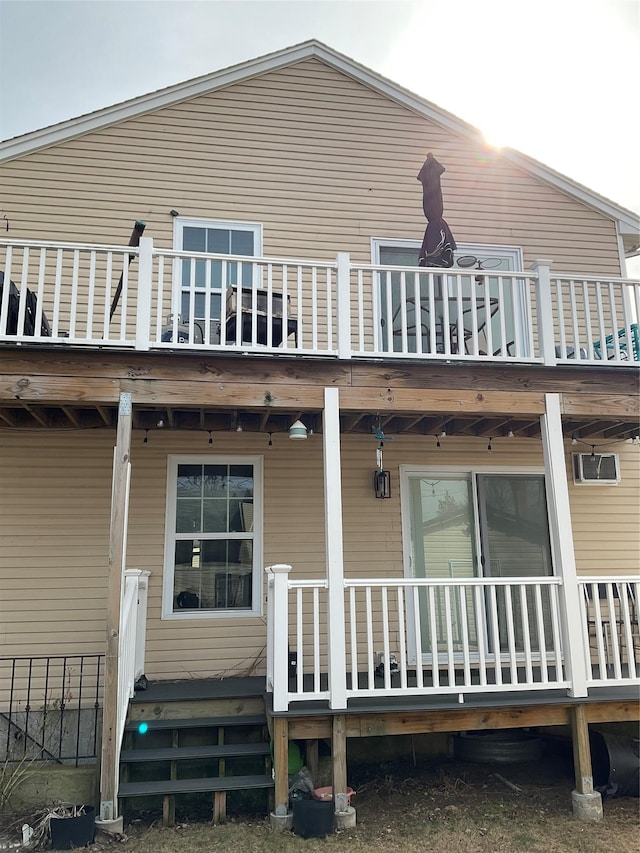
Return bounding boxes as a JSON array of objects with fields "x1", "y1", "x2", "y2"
[
  {"x1": 0, "y1": 350, "x2": 637, "y2": 436},
  {"x1": 282, "y1": 699, "x2": 640, "y2": 740}
]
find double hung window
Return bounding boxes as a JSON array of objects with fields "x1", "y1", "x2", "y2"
[
  {"x1": 173, "y1": 218, "x2": 262, "y2": 343},
  {"x1": 163, "y1": 456, "x2": 262, "y2": 618}
]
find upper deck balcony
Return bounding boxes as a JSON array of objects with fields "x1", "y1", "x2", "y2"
[{"x1": 1, "y1": 237, "x2": 639, "y2": 368}]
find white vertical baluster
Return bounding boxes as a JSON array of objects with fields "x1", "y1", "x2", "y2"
[
  {"x1": 296, "y1": 586, "x2": 304, "y2": 696},
  {"x1": 397, "y1": 586, "x2": 407, "y2": 690},
  {"x1": 605, "y1": 584, "x2": 622, "y2": 680},
  {"x1": 549, "y1": 582, "x2": 564, "y2": 683},
  {"x1": 444, "y1": 586, "x2": 455, "y2": 687},
  {"x1": 519, "y1": 585, "x2": 533, "y2": 685},
  {"x1": 69, "y1": 250, "x2": 79, "y2": 339},
  {"x1": 102, "y1": 251, "x2": 112, "y2": 341},
  {"x1": 474, "y1": 585, "x2": 487, "y2": 686},
  {"x1": 86, "y1": 250, "x2": 96, "y2": 340},
  {"x1": 534, "y1": 584, "x2": 548, "y2": 683},
  {"x1": 503, "y1": 584, "x2": 518, "y2": 684},
  {"x1": 366, "y1": 586, "x2": 374, "y2": 688},
  {"x1": 17, "y1": 247, "x2": 30, "y2": 337},
  {"x1": 35, "y1": 248, "x2": 47, "y2": 339},
  {"x1": 412, "y1": 585, "x2": 424, "y2": 688},
  {"x1": 381, "y1": 586, "x2": 391, "y2": 690},
  {"x1": 428, "y1": 586, "x2": 439, "y2": 688},
  {"x1": 357, "y1": 268, "x2": 365, "y2": 353},
  {"x1": 314, "y1": 585, "x2": 321, "y2": 694},
  {"x1": 619, "y1": 584, "x2": 636, "y2": 679},
  {"x1": 349, "y1": 585, "x2": 358, "y2": 695},
  {"x1": 488, "y1": 584, "x2": 502, "y2": 685},
  {"x1": 459, "y1": 584, "x2": 471, "y2": 688}
]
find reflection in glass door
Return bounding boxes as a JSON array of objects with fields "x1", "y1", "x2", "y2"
[
  {"x1": 408, "y1": 476, "x2": 478, "y2": 655},
  {"x1": 477, "y1": 474, "x2": 553, "y2": 653}
]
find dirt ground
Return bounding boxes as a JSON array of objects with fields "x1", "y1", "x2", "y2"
[{"x1": 2, "y1": 749, "x2": 638, "y2": 852}]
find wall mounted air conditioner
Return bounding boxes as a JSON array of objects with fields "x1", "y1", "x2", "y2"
[{"x1": 572, "y1": 453, "x2": 620, "y2": 485}]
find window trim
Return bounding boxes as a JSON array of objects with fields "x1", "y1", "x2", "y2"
[
  {"x1": 173, "y1": 217, "x2": 263, "y2": 256},
  {"x1": 161, "y1": 454, "x2": 264, "y2": 620}
]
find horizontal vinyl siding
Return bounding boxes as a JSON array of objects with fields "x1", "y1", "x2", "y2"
[
  {"x1": 0, "y1": 59, "x2": 621, "y2": 275},
  {"x1": 1, "y1": 430, "x2": 637, "y2": 678}
]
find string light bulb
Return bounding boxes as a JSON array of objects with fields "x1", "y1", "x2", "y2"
[
  {"x1": 591, "y1": 445, "x2": 596, "y2": 459},
  {"x1": 435, "y1": 435, "x2": 441, "y2": 448},
  {"x1": 507, "y1": 430, "x2": 514, "y2": 439},
  {"x1": 571, "y1": 436, "x2": 578, "y2": 446},
  {"x1": 487, "y1": 437, "x2": 493, "y2": 453},
  {"x1": 267, "y1": 433, "x2": 273, "y2": 449},
  {"x1": 208, "y1": 431, "x2": 213, "y2": 445},
  {"x1": 143, "y1": 430, "x2": 149, "y2": 445}
]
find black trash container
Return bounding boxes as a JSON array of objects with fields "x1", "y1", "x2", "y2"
[
  {"x1": 292, "y1": 799, "x2": 334, "y2": 838},
  {"x1": 590, "y1": 731, "x2": 639, "y2": 798},
  {"x1": 50, "y1": 805, "x2": 96, "y2": 849}
]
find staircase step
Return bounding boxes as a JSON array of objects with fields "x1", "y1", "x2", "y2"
[
  {"x1": 120, "y1": 743, "x2": 270, "y2": 762},
  {"x1": 119, "y1": 774, "x2": 274, "y2": 798},
  {"x1": 124, "y1": 715, "x2": 266, "y2": 733}
]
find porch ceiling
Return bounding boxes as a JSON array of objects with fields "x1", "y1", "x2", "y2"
[{"x1": 0, "y1": 399, "x2": 637, "y2": 441}]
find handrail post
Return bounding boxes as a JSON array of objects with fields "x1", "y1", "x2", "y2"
[
  {"x1": 124, "y1": 569, "x2": 151, "y2": 681},
  {"x1": 532, "y1": 259, "x2": 556, "y2": 365},
  {"x1": 541, "y1": 393, "x2": 589, "y2": 697},
  {"x1": 269, "y1": 564, "x2": 292, "y2": 712},
  {"x1": 336, "y1": 252, "x2": 352, "y2": 359},
  {"x1": 323, "y1": 387, "x2": 348, "y2": 709},
  {"x1": 135, "y1": 237, "x2": 153, "y2": 351}
]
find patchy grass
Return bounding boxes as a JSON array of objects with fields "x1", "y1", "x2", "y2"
[{"x1": 1, "y1": 753, "x2": 637, "y2": 852}]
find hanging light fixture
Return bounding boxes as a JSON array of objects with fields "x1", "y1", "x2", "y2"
[
  {"x1": 374, "y1": 440, "x2": 391, "y2": 498},
  {"x1": 288, "y1": 420, "x2": 308, "y2": 440}
]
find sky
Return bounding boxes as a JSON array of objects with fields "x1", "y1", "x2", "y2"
[{"x1": 1, "y1": 0, "x2": 639, "y2": 267}]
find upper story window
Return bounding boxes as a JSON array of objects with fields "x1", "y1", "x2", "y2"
[
  {"x1": 162, "y1": 455, "x2": 263, "y2": 619},
  {"x1": 172, "y1": 218, "x2": 262, "y2": 343}
]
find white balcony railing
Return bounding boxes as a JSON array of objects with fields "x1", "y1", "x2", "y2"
[
  {"x1": 266, "y1": 569, "x2": 640, "y2": 711},
  {"x1": 1, "y1": 238, "x2": 638, "y2": 366},
  {"x1": 578, "y1": 577, "x2": 640, "y2": 687}
]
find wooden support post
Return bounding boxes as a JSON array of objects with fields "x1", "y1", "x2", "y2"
[
  {"x1": 213, "y1": 726, "x2": 227, "y2": 824},
  {"x1": 273, "y1": 716, "x2": 290, "y2": 814},
  {"x1": 99, "y1": 392, "x2": 132, "y2": 823},
  {"x1": 306, "y1": 739, "x2": 319, "y2": 781},
  {"x1": 332, "y1": 715, "x2": 348, "y2": 813},
  {"x1": 570, "y1": 704, "x2": 594, "y2": 795}
]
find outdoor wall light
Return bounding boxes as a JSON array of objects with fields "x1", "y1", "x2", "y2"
[
  {"x1": 374, "y1": 469, "x2": 391, "y2": 499},
  {"x1": 288, "y1": 420, "x2": 308, "y2": 440}
]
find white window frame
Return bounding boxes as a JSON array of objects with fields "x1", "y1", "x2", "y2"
[
  {"x1": 161, "y1": 454, "x2": 264, "y2": 620},
  {"x1": 370, "y1": 239, "x2": 527, "y2": 354},
  {"x1": 172, "y1": 218, "x2": 263, "y2": 337},
  {"x1": 399, "y1": 463, "x2": 554, "y2": 665}
]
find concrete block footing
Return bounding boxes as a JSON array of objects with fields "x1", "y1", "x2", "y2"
[
  {"x1": 335, "y1": 806, "x2": 357, "y2": 829},
  {"x1": 571, "y1": 790, "x2": 603, "y2": 822},
  {"x1": 269, "y1": 811, "x2": 293, "y2": 831},
  {"x1": 96, "y1": 816, "x2": 125, "y2": 835}
]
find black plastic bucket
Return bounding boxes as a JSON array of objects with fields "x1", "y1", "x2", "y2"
[
  {"x1": 292, "y1": 799, "x2": 334, "y2": 838},
  {"x1": 50, "y1": 805, "x2": 96, "y2": 849},
  {"x1": 590, "y1": 732, "x2": 639, "y2": 798}
]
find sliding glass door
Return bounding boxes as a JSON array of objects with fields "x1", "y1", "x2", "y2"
[{"x1": 405, "y1": 470, "x2": 552, "y2": 661}]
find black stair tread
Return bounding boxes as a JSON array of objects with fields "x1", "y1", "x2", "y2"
[
  {"x1": 125, "y1": 715, "x2": 266, "y2": 732},
  {"x1": 119, "y1": 774, "x2": 274, "y2": 797},
  {"x1": 130, "y1": 676, "x2": 265, "y2": 704},
  {"x1": 120, "y1": 743, "x2": 270, "y2": 762}
]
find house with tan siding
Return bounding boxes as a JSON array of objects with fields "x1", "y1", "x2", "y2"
[{"x1": 0, "y1": 40, "x2": 638, "y2": 831}]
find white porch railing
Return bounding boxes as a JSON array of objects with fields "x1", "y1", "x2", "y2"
[
  {"x1": 1, "y1": 237, "x2": 639, "y2": 366},
  {"x1": 267, "y1": 570, "x2": 640, "y2": 710},
  {"x1": 578, "y1": 577, "x2": 640, "y2": 687},
  {"x1": 114, "y1": 569, "x2": 150, "y2": 791}
]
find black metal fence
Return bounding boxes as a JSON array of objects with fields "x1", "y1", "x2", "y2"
[{"x1": 0, "y1": 654, "x2": 104, "y2": 765}]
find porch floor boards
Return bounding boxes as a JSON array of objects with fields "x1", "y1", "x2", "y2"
[{"x1": 130, "y1": 675, "x2": 638, "y2": 719}]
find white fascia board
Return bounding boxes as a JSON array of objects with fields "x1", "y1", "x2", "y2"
[{"x1": 1, "y1": 39, "x2": 638, "y2": 239}]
